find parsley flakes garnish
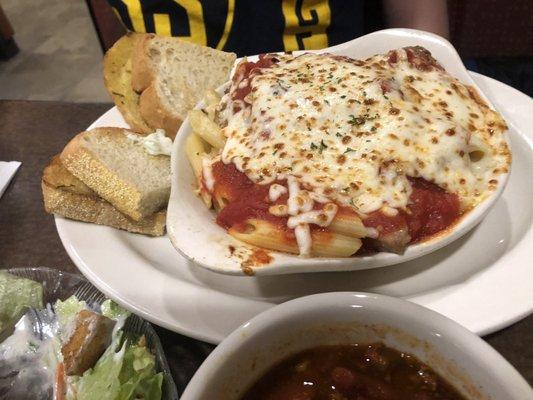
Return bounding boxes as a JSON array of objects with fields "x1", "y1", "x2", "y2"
[
  {"x1": 319, "y1": 140, "x2": 328, "y2": 154},
  {"x1": 310, "y1": 140, "x2": 328, "y2": 154},
  {"x1": 344, "y1": 147, "x2": 355, "y2": 154},
  {"x1": 348, "y1": 115, "x2": 365, "y2": 125}
]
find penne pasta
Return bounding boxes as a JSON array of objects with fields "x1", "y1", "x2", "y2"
[
  {"x1": 185, "y1": 133, "x2": 209, "y2": 180},
  {"x1": 329, "y1": 212, "x2": 368, "y2": 238},
  {"x1": 200, "y1": 188, "x2": 213, "y2": 209},
  {"x1": 204, "y1": 89, "x2": 221, "y2": 120},
  {"x1": 311, "y1": 231, "x2": 362, "y2": 257},
  {"x1": 185, "y1": 134, "x2": 212, "y2": 208},
  {"x1": 229, "y1": 218, "x2": 362, "y2": 257},
  {"x1": 189, "y1": 109, "x2": 226, "y2": 149},
  {"x1": 213, "y1": 193, "x2": 229, "y2": 211},
  {"x1": 229, "y1": 219, "x2": 298, "y2": 254}
]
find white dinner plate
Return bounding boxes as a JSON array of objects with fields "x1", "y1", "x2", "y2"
[{"x1": 55, "y1": 70, "x2": 533, "y2": 345}]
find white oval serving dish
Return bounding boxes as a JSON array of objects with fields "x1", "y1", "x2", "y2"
[
  {"x1": 167, "y1": 28, "x2": 510, "y2": 276},
  {"x1": 180, "y1": 292, "x2": 532, "y2": 400}
]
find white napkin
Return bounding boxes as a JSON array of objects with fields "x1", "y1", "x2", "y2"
[{"x1": 0, "y1": 161, "x2": 21, "y2": 199}]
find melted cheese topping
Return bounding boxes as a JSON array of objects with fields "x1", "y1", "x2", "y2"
[
  {"x1": 294, "y1": 224, "x2": 311, "y2": 256},
  {"x1": 269, "y1": 183, "x2": 287, "y2": 202},
  {"x1": 287, "y1": 175, "x2": 314, "y2": 215},
  {"x1": 287, "y1": 203, "x2": 338, "y2": 229},
  {"x1": 202, "y1": 156, "x2": 216, "y2": 191},
  {"x1": 219, "y1": 50, "x2": 510, "y2": 215}
]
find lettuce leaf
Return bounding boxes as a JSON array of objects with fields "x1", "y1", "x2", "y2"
[
  {"x1": 74, "y1": 333, "x2": 162, "y2": 400},
  {"x1": 101, "y1": 299, "x2": 130, "y2": 321},
  {"x1": 54, "y1": 296, "x2": 88, "y2": 340},
  {"x1": 0, "y1": 272, "x2": 43, "y2": 333}
]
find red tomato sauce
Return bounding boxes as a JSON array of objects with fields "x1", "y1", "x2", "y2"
[
  {"x1": 406, "y1": 177, "x2": 461, "y2": 240},
  {"x1": 405, "y1": 47, "x2": 437, "y2": 71},
  {"x1": 210, "y1": 162, "x2": 461, "y2": 247},
  {"x1": 363, "y1": 178, "x2": 461, "y2": 243},
  {"x1": 232, "y1": 54, "x2": 277, "y2": 102},
  {"x1": 211, "y1": 162, "x2": 329, "y2": 245},
  {"x1": 212, "y1": 161, "x2": 289, "y2": 232}
]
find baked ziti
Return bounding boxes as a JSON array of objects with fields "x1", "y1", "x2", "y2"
[{"x1": 186, "y1": 47, "x2": 510, "y2": 257}]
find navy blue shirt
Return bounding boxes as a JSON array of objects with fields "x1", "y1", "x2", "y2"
[{"x1": 108, "y1": 0, "x2": 365, "y2": 56}]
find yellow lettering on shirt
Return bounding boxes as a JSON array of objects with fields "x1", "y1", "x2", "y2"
[
  {"x1": 167, "y1": 0, "x2": 207, "y2": 45},
  {"x1": 122, "y1": 0, "x2": 146, "y2": 32},
  {"x1": 216, "y1": 0, "x2": 235, "y2": 50},
  {"x1": 153, "y1": 13, "x2": 171, "y2": 36},
  {"x1": 282, "y1": 0, "x2": 331, "y2": 51}
]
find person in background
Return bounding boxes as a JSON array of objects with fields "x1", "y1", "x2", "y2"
[{"x1": 106, "y1": 0, "x2": 449, "y2": 57}]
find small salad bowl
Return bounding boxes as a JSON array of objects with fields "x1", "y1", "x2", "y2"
[
  {"x1": 167, "y1": 28, "x2": 511, "y2": 276},
  {"x1": 3, "y1": 267, "x2": 179, "y2": 400}
]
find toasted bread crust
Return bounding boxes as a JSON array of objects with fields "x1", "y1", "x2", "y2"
[
  {"x1": 139, "y1": 83, "x2": 183, "y2": 139},
  {"x1": 61, "y1": 310, "x2": 115, "y2": 376},
  {"x1": 103, "y1": 33, "x2": 153, "y2": 134},
  {"x1": 43, "y1": 155, "x2": 96, "y2": 196},
  {"x1": 107, "y1": 33, "x2": 236, "y2": 138},
  {"x1": 60, "y1": 128, "x2": 145, "y2": 220},
  {"x1": 131, "y1": 33, "x2": 156, "y2": 93},
  {"x1": 129, "y1": 34, "x2": 236, "y2": 139},
  {"x1": 59, "y1": 127, "x2": 170, "y2": 221},
  {"x1": 42, "y1": 181, "x2": 166, "y2": 236}
]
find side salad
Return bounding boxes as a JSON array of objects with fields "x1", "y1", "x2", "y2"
[{"x1": 0, "y1": 272, "x2": 163, "y2": 400}]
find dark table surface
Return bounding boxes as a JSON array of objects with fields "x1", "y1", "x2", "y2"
[{"x1": 0, "y1": 100, "x2": 531, "y2": 394}]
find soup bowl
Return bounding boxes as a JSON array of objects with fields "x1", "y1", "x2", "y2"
[{"x1": 180, "y1": 292, "x2": 531, "y2": 400}]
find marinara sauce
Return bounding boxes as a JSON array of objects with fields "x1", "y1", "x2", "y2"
[
  {"x1": 211, "y1": 161, "x2": 461, "y2": 248},
  {"x1": 363, "y1": 178, "x2": 461, "y2": 243},
  {"x1": 241, "y1": 343, "x2": 467, "y2": 400},
  {"x1": 232, "y1": 54, "x2": 277, "y2": 103},
  {"x1": 212, "y1": 161, "x2": 289, "y2": 232}
]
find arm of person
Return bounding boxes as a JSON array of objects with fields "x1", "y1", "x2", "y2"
[{"x1": 383, "y1": 0, "x2": 450, "y2": 39}]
